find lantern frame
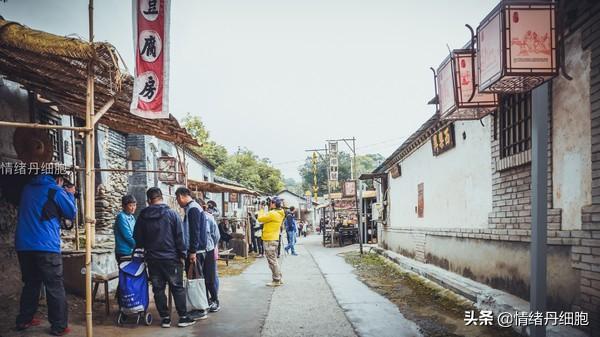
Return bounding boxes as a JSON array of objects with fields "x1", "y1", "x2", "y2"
[
  {"x1": 436, "y1": 48, "x2": 498, "y2": 121},
  {"x1": 477, "y1": 1, "x2": 557, "y2": 93}
]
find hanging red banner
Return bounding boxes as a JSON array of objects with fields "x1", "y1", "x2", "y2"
[{"x1": 131, "y1": 0, "x2": 170, "y2": 119}]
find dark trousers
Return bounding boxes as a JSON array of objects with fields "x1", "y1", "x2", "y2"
[
  {"x1": 256, "y1": 237, "x2": 264, "y2": 255},
  {"x1": 250, "y1": 232, "x2": 257, "y2": 253},
  {"x1": 17, "y1": 251, "x2": 68, "y2": 331},
  {"x1": 200, "y1": 250, "x2": 218, "y2": 303},
  {"x1": 147, "y1": 259, "x2": 187, "y2": 318}
]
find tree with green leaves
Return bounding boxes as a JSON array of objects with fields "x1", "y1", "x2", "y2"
[
  {"x1": 298, "y1": 152, "x2": 384, "y2": 195},
  {"x1": 284, "y1": 177, "x2": 305, "y2": 196},
  {"x1": 182, "y1": 114, "x2": 228, "y2": 168},
  {"x1": 216, "y1": 149, "x2": 285, "y2": 195}
]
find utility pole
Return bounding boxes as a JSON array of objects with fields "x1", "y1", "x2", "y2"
[
  {"x1": 305, "y1": 147, "x2": 329, "y2": 244},
  {"x1": 530, "y1": 83, "x2": 549, "y2": 337},
  {"x1": 326, "y1": 138, "x2": 362, "y2": 254}
]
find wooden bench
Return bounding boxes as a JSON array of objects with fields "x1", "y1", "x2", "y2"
[
  {"x1": 218, "y1": 249, "x2": 236, "y2": 266},
  {"x1": 92, "y1": 271, "x2": 119, "y2": 316}
]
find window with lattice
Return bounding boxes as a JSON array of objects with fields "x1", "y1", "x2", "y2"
[{"x1": 496, "y1": 92, "x2": 532, "y2": 158}]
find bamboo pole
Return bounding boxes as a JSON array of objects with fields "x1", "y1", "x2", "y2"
[
  {"x1": 0, "y1": 120, "x2": 90, "y2": 131},
  {"x1": 84, "y1": 1, "x2": 95, "y2": 336},
  {"x1": 70, "y1": 166, "x2": 184, "y2": 174},
  {"x1": 70, "y1": 116, "x2": 80, "y2": 251}
]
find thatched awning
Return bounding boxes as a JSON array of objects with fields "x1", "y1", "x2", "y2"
[
  {"x1": 0, "y1": 18, "x2": 197, "y2": 146},
  {"x1": 188, "y1": 179, "x2": 259, "y2": 196}
]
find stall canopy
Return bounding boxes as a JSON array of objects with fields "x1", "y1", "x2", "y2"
[
  {"x1": 0, "y1": 18, "x2": 197, "y2": 146},
  {"x1": 187, "y1": 179, "x2": 259, "y2": 196}
]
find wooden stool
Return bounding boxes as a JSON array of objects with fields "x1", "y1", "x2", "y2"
[
  {"x1": 218, "y1": 249, "x2": 235, "y2": 266},
  {"x1": 92, "y1": 271, "x2": 119, "y2": 316}
]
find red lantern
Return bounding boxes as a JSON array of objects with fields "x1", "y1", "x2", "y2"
[
  {"x1": 436, "y1": 46, "x2": 498, "y2": 121},
  {"x1": 477, "y1": 1, "x2": 557, "y2": 93}
]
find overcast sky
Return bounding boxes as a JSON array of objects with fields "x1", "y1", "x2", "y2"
[{"x1": 0, "y1": 0, "x2": 498, "y2": 180}]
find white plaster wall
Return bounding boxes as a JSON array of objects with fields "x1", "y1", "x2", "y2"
[
  {"x1": 185, "y1": 152, "x2": 213, "y2": 183},
  {"x1": 552, "y1": 31, "x2": 592, "y2": 230},
  {"x1": 278, "y1": 191, "x2": 303, "y2": 210},
  {"x1": 387, "y1": 117, "x2": 492, "y2": 229}
]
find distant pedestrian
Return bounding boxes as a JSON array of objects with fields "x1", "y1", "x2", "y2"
[
  {"x1": 254, "y1": 210, "x2": 264, "y2": 257},
  {"x1": 202, "y1": 199, "x2": 221, "y2": 313},
  {"x1": 207, "y1": 200, "x2": 220, "y2": 218},
  {"x1": 302, "y1": 221, "x2": 308, "y2": 237},
  {"x1": 248, "y1": 211, "x2": 258, "y2": 254},
  {"x1": 15, "y1": 173, "x2": 77, "y2": 336},
  {"x1": 257, "y1": 197, "x2": 285, "y2": 287},
  {"x1": 133, "y1": 187, "x2": 195, "y2": 328},
  {"x1": 114, "y1": 194, "x2": 137, "y2": 264},
  {"x1": 284, "y1": 206, "x2": 298, "y2": 256}
]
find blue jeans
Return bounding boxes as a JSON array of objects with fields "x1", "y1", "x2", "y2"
[{"x1": 285, "y1": 231, "x2": 297, "y2": 254}]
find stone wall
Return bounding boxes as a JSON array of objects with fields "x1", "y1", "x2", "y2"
[
  {"x1": 95, "y1": 127, "x2": 128, "y2": 227},
  {"x1": 94, "y1": 126, "x2": 128, "y2": 248},
  {"x1": 127, "y1": 134, "x2": 150, "y2": 216}
]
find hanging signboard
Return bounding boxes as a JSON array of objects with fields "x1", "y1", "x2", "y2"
[
  {"x1": 131, "y1": 0, "x2": 171, "y2": 119},
  {"x1": 431, "y1": 124, "x2": 456, "y2": 156},
  {"x1": 229, "y1": 193, "x2": 238, "y2": 203},
  {"x1": 390, "y1": 163, "x2": 401, "y2": 179},
  {"x1": 436, "y1": 47, "x2": 498, "y2": 121},
  {"x1": 451, "y1": 49, "x2": 498, "y2": 119},
  {"x1": 329, "y1": 141, "x2": 339, "y2": 182},
  {"x1": 437, "y1": 56, "x2": 456, "y2": 118},
  {"x1": 477, "y1": 1, "x2": 557, "y2": 93},
  {"x1": 342, "y1": 180, "x2": 356, "y2": 198},
  {"x1": 157, "y1": 156, "x2": 176, "y2": 182},
  {"x1": 329, "y1": 170, "x2": 338, "y2": 182},
  {"x1": 328, "y1": 142, "x2": 338, "y2": 155}
]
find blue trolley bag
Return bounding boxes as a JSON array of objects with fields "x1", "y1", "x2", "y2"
[{"x1": 118, "y1": 253, "x2": 149, "y2": 315}]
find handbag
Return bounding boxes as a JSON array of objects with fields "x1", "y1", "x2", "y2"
[{"x1": 185, "y1": 259, "x2": 209, "y2": 311}]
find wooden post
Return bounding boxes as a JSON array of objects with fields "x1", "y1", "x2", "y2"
[
  {"x1": 84, "y1": 1, "x2": 95, "y2": 336},
  {"x1": 70, "y1": 116, "x2": 80, "y2": 251}
]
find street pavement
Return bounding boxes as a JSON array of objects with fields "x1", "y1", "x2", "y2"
[
  {"x1": 3, "y1": 234, "x2": 421, "y2": 337},
  {"x1": 307, "y1": 237, "x2": 423, "y2": 337}
]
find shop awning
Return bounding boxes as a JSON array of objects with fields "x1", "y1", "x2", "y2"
[
  {"x1": 187, "y1": 179, "x2": 259, "y2": 196},
  {"x1": 358, "y1": 173, "x2": 387, "y2": 180},
  {"x1": 0, "y1": 18, "x2": 197, "y2": 146},
  {"x1": 362, "y1": 190, "x2": 377, "y2": 198}
]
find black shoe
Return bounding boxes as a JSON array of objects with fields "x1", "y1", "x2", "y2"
[
  {"x1": 209, "y1": 301, "x2": 220, "y2": 313},
  {"x1": 189, "y1": 310, "x2": 208, "y2": 321},
  {"x1": 161, "y1": 317, "x2": 171, "y2": 328},
  {"x1": 177, "y1": 316, "x2": 196, "y2": 327}
]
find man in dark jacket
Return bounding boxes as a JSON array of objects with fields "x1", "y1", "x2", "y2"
[
  {"x1": 175, "y1": 187, "x2": 208, "y2": 320},
  {"x1": 133, "y1": 187, "x2": 195, "y2": 328},
  {"x1": 15, "y1": 173, "x2": 76, "y2": 336}
]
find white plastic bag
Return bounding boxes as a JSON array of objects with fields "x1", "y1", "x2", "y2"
[{"x1": 185, "y1": 261, "x2": 209, "y2": 311}]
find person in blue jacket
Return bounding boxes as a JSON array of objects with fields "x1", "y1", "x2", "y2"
[
  {"x1": 15, "y1": 173, "x2": 77, "y2": 336},
  {"x1": 284, "y1": 206, "x2": 299, "y2": 256},
  {"x1": 113, "y1": 194, "x2": 137, "y2": 264}
]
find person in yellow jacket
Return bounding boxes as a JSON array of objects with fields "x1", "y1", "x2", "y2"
[{"x1": 257, "y1": 197, "x2": 286, "y2": 287}]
